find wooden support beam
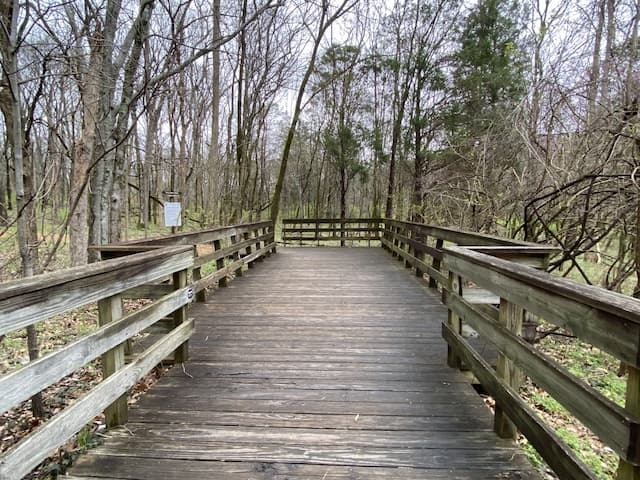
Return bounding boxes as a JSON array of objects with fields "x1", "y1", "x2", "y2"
[
  {"x1": 98, "y1": 294, "x2": 127, "y2": 427},
  {"x1": 230, "y1": 235, "x2": 242, "y2": 278},
  {"x1": 494, "y1": 298, "x2": 524, "y2": 439},
  {"x1": 172, "y1": 269, "x2": 189, "y2": 364},
  {"x1": 446, "y1": 271, "x2": 462, "y2": 369},
  {"x1": 255, "y1": 228, "x2": 264, "y2": 260},
  {"x1": 214, "y1": 239, "x2": 227, "y2": 288},
  {"x1": 430, "y1": 238, "x2": 444, "y2": 289},
  {"x1": 619, "y1": 367, "x2": 640, "y2": 479},
  {"x1": 192, "y1": 246, "x2": 206, "y2": 302},
  {"x1": 244, "y1": 232, "x2": 254, "y2": 268}
]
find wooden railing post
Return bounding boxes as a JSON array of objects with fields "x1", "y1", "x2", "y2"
[
  {"x1": 172, "y1": 269, "x2": 189, "y2": 364},
  {"x1": 192, "y1": 245, "x2": 206, "y2": 302},
  {"x1": 244, "y1": 231, "x2": 254, "y2": 268},
  {"x1": 230, "y1": 234, "x2": 242, "y2": 277},
  {"x1": 392, "y1": 226, "x2": 400, "y2": 258},
  {"x1": 618, "y1": 367, "x2": 640, "y2": 479},
  {"x1": 429, "y1": 238, "x2": 444, "y2": 289},
  {"x1": 414, "y1": 230, "x2": 425, "y2": 278},
  {"x1": 403, "y1": 227, "x2": 411, "y2": 269},
  {"x1": 446, "y1": 272, "x2": 463, "y2": 369},
  {"x1": 493, "y1": 298, "x2": 524, "y2": 439},
  {"x1": 255, "y1": 228, "x2": 264, "y2": 261},
  {"x1": 269, "y1": 223, "x2": 277, "y2": 254},
  {"x1": 382, "y1": 221, "x2": 388, "y2": 251},
  {"x1": 98, "y1": 294, "x2": 127, "y2": 427},
  {"x1": 214, "y1": 238, "x2": 227, "y2": 288}
]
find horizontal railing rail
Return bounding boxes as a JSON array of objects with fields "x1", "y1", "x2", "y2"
[
  {"x1": 380, "y1": 219, "x2": 558, "y2": 290},
  {"x1": 377, "y1": 218, "x2": 640, "y2": 478},
  {"x1": 94, "y1": 220, "x2": 276, "y2": 302},
  {"x1": 282, "y1": 218, "x2": 381, "y2": 246},
  {"x1": 0, "y1": 220, "x2": 276, "y2": 480},
  {"x1": 440, "y1": 246, "x2": 640, "y2": 480},
  {"x1": 0, "y1": 247, "x2": 194, "y2": 479}
]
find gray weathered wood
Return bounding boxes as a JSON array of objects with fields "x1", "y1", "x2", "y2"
[
  {"x1": 98, "y1": 294, "x2": 127, "y2": 427},
  {"x1": 442, "y1": 322, "x2": 598, "y2": 480},
  {"x1": 0, "y1": 321, "x2": 194, "y2": 480},
  {"x1": 444, "y1": 247, "x2": 640, "y2": 366},
  {"x1": 0, "y1": 247, "x2": 193, "y2": 335},
  {"x1": 446, "y1": 292, "x2": 636, "y2": 461},
  {"x1": 66, "y1": 248, "x2": 536, "y2": 480},
  {"x1": 0, "y1": 285, "x2": 193, "y2": 415},
  {"x1": 493, "y1": 298, "x2": 523, "y2": 439}
]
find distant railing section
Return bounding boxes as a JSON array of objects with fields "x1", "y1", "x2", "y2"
[
  {"x1": 282, "y1": 218, "x2": 381, "y2": 246},
  {"x1": 0, "y1": 220, "x2": 275, "y2": 480},
  {"x1": 96, "y1": 221, "x2": 276, "y2": 302}
]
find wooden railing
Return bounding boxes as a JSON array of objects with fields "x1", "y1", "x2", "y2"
[
  {"x1": 282, "y1": 218, "x2": 381, "y2": 246},
  {"x1": 380, "y1": 218, "x2": 555, "y2": 288},
  {"x1": 97, "y1": 221, "x2": 276, "y2": 302},
  {"x1": 0, "y1": 220, "x2": 275, "y2": 480},
  {"x1": 377, "y1": 218, "x2": 640, "y2": 480},
  {"x1": 442, "y1": 247, "x2": 640, "y2": 480}
]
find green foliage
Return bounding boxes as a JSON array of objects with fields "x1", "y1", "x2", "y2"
[{"x1": 448, "y1": 0, "x2": 527, "y2": 137}]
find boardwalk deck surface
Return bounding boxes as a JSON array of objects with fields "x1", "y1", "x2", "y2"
[{"x1": 68, "y1": 247, "x2": 538, "y2": 479}]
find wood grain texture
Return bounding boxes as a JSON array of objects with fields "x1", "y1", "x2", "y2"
[
  {"x1": 0, "y1": 247, "x2": 193, "y2": 335},
  {"x1": 444, "y1": 248, "x2": 640, "y2": 366},
  {"x1": 68, "y1": 248, "x2": 539, "y2": 480},
  {"x1": 0, "y1": 321, "x2": 194, "y2": 480}
]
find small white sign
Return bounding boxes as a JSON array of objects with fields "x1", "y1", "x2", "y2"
[{"x1": 164, "y1": 202, "x2": 182, "y2": 227}]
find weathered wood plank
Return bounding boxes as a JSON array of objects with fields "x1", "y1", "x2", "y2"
[
  {"x1": 444, "y1": 247, "x2": 640, "y2": 366},
  {"x1": 0, "y1": 321, "x2": 194, "y2": 480},
  {"x1": 446, "y1": 292, "x2": 636, "y2": 461},
  {"x1": 0, "y1": 247, "x2": 193, "y2": 335},
  {"x1": 107, "y1": 221, "x2": 272, "y2": 247},
  {"x1": 443, "y1": 322, "x2": 598, "y2": 480},
  {"x1": 69, "y1": 456, "x2": 533, "y2": 480},
  {"x1": 66, "y1": 247, "x2": 537, "y2": 480}
]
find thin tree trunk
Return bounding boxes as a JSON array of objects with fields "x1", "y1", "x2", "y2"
[
  {"x1": 0, "y1": 0, "x2": 44, "y2": 418},
  {"x1": 271, "y1": 0, "x2": 355, "y2": 225}
]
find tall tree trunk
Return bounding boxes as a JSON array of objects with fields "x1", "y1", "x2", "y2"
[
  {"x1": 0, "y1": 0, "x2": 44, "y2": 418},
  {"x1": 207, "y1": 0, "x2": 221, "y2": 223},
  {"x1": 0, "y1": 141, "x2": 7, "y2": 225},
  {"x1": 587, "y1": 0, "x2": 605, "y2": 123},
  {"x1": 271, "y1": 0, "x2": 355, "y2": 225}
]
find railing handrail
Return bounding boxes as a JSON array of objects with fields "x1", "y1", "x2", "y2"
[
  {"x1": 105, "y1": 220, "x2": 272, "y2": 247},
  {"x1": 0, "y1": 220, "x2": 276, "y2": 480},
  {"x1": 374, "y1": 216, "x2": 639, "y2": 479},
  {"x1": 0, "y1": 246, "x2": 193, "y2": 335}
]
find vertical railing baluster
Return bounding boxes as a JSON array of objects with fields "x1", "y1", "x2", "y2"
[{"x1": 98, "y1": 294, "x2": 127, "y2": 427}]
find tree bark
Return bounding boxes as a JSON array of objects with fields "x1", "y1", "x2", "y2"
[
  {"x1": 270, "y1": 0, "x2": 356, "y2": 225},
  {"x1": 0, "y1": 0, "x2": 44, "y2": 418}
]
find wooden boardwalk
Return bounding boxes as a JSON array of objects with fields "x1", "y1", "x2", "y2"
[{"x1": 69, "y1": 248, "x2": 538, "y2": 479}]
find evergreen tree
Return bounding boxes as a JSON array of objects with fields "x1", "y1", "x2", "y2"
[{"x1": 449, "y1": 0, "x2": 527, "y2": 138}]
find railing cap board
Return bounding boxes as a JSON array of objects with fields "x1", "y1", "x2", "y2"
[
  {"x1": 463, "y1": 246, "x2": 561, "y2": 256},
  {"x1": 385, "y1": 219, "x2": 541, "y2": 247},
  {"x1": 0, "y1": 246, "x2": 192, "y2": 301},
  {"x1": 282, "y1": 218, "x2": 381, "y2": 224},
  {"x1": 445, "y1": 246, "x2": 640, "y2": 326},
  {"x1": 100, "y1": 221, "x2": 272, "y2": 247}
]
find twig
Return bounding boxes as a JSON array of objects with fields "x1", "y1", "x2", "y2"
[{"x1": 181, "y1": 362, "x2": 193, "y2": 378}]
